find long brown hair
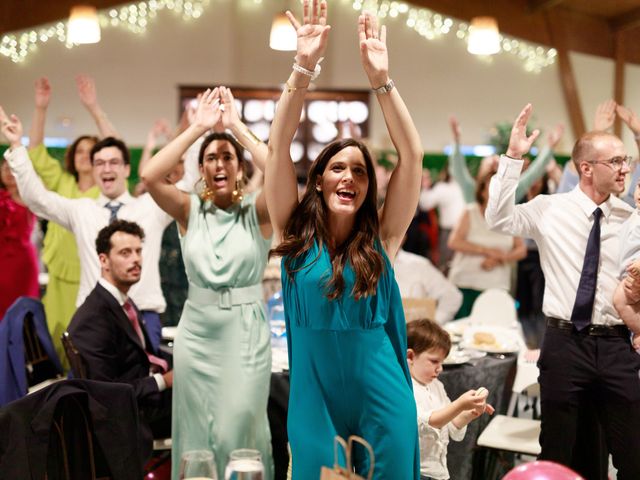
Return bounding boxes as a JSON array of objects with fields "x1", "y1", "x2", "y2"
[
  {"x1": 65, "y1": 135, "x2": 98, "y2": 181},
  {"x1": 271, "y1": 138, "x2": 384, "y2": 301}
]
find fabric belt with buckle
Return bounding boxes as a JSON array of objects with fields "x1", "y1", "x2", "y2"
[
  {"x1": 187, "y1": 283, "x2": 263, "y2": 310},
  {"x1": 546, "y1": 317, "x2": 629, "y2": 338}
]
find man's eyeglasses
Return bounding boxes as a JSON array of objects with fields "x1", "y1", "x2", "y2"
[
  {"x1": 587, "y1": 155, "x2": 632, "y2": 170},
  {"x1": 93, "y1": 159, "x2": 125, "y2": 168}
]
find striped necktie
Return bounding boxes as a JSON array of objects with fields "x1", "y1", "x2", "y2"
[{"x1": 105, "y1": 201, "x2": 122, "y2": 224}]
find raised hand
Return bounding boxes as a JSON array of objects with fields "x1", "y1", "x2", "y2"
[
  {"x1": 358, "y1": 13, "x2": 388, "y2": 88},
  {"x1": 616, "y1": 104, "x2": 640, "y2": 136},
  {"x1": 219, "y1": 86, "x2": 241, "y2": 130},
  {"x1": 192, "y1": 87, "x2": 222, "y2": 131},
  {"x1": 147, "y1": 118, "x2": 172, "y2": 147},
  {"x1": 449, "y1": 116, "x2": 461, "y2": 144},
  {"x1": 286, "y1": 0, "x2": 330, "y2": 71},
  {"x1": 76, "y1": 74, "x2": 98, "y2": 109},
  {"x1": 34, "y1": 77, "x2": 51, "y2": 109},
  {"x1": 507, "y1": 104, "x2": 540, "y2": 159},
  {"x1": 593, "y1": 99, "x2": 616, "y2": 131},
  {"x1": 547, "y1": 123, "x2": 564, "y2": 149},
  {"x1": 0, "y1": 106, "x2": 24, "y2": 148}
]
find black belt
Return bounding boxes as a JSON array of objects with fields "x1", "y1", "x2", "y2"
[{"x1": 546, "y1": 317, "x2": 630, "y2": 338}]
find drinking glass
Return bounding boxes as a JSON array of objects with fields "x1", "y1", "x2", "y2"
[
  {"x1": 179, "y1": 449, "x2": 217, "y2": 480},
  {"x1": 224, "y1": 448, "x2": 264, "y2": 480}
]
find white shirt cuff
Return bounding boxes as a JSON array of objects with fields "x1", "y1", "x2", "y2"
[
  {"x1": 498, "y1": 154, "x2": 525, "y2": 179},
  {"x1": 154, "y1": 372, "x2": 166, "y2": 391}
]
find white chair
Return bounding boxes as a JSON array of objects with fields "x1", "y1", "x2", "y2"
[
  {"x1": 469, "y1": 288, "x2": 518, "y2": 327},
  {"x1": 476, "y1": 355, "x2": 541, "y2": 479}
]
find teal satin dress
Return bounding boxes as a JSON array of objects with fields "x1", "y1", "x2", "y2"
[
  {"x1": 172, "y1": 192, "x2": 273, "y2": 480},
  {"x1": 282, "y1": 242, "x2": 420, "y2": 479}
]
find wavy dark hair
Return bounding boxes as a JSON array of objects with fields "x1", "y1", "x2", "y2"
[
  {"x1": 65, "y1": 135, "x2": 99, "y2": 181},
  {"x1": 271, "y1": 138, "x2": 384, "y2": 301}
]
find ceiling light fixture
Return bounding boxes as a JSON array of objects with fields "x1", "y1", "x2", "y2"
[
  {"x1": 269, "y1": 12, "x2": 296, "y2": 51},
  {"x1": 67, "y1": 5, "x2": 101, "y2": 44},
  {"x1": 467, "y1": 16, "x2": 500, "y2": 55}
]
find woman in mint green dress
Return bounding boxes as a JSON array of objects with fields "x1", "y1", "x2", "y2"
[
  {"x1": 141, "y1": 86, "x2": 273, "y2": 480},
  {"x1": 266, "y1": 3, "x2": 423, "y2": 478}
]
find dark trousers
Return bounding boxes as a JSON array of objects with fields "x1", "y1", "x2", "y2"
[{"x1": 538, "y1": 325, "x2": 640, "y2": 480}]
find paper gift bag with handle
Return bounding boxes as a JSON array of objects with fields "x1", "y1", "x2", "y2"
[{"x1": 319, "y1": 435, "x2": 375, "y2": 480}]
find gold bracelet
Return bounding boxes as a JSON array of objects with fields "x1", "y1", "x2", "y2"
[
  {"x1": 241, "y1": 127, "x2": 261, "y2": 146},
  {"x1": 285, "y1": 80, "x2": 309, "y2": 94}
]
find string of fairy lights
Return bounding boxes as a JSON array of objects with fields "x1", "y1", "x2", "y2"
[{"x1": 1, "y1": 0, "x2": 557, "y2": 73}]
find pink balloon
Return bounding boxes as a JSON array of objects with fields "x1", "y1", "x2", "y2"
[{"x1": 502, "y1": 460, "x2": 585, "y2": 480}]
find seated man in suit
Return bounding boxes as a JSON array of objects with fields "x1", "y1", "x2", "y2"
[{"x1": 68, "y1": 220, "x2": 172, "y2": 460}]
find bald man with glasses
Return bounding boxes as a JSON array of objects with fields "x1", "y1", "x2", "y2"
[{"x1": 485, "y1": 104, "x2": 640, "y2": 479}]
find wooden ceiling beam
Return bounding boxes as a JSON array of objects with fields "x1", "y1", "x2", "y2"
[
  {"x1": 610, "y1": 7, "x2": 640, "y2": 33},
  {"x1": 528, "y1": 0, "x2": 565, "y2": 14},
  {"x1": 544, "y1": 10, "x2": 585, "y2": 139},
  {"x1": 614, "y1": 31, "x2": 626, "y2": 137}
]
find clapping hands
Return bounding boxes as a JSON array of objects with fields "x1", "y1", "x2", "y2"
[{"x1": 192, "y1": 87, "x2": 222, "y2": 132}]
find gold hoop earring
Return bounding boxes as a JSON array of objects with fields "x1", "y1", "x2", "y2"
[
  {"x1": 199, "y1": 176, "x2": 215, "y2": 201},
  {"x1": 232, "y1": 178, "x2": 244, "y2": 203}
]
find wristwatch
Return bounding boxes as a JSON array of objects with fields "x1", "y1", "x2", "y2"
[{"x1": 372, "y1": 79, "x2": 395, "y2": 94}]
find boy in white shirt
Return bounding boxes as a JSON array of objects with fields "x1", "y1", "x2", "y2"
[{"x1": 407, "y1": 319, "x2": 495, "y2": 480}]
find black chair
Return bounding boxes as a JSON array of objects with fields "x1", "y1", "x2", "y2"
[{"x1": 61, "y1": 332, "x2": 87, "y2": 379}]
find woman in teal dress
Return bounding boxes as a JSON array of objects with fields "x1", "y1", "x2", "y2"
[
  {"x1": 141, "y1": 86, "x2": 273, "y2": 480},
  {"x1": 266, "y1": 3, "x2": 423, "y2": 478}
]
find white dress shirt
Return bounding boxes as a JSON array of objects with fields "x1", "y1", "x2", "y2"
[
  {"x1": 394, "y1": 249, "x2": 463, "y2": 324},
  {"x1": 485, "y1": 155, "x2": 633, "y2": 326},
  {"x1": 419, "y1": 181, "x2": 466, "y2": 229},
  {"x1": 413, "y1": 377, "x2": 466, "y2": 480},
  {"x1": 618, "y1": 210, "x2": 640, "y2": 279},
  {"x1": 6, "y1": 145, "x2": 173, "y2": 312},
  {"x1": 97, "y1": 277, "x2": 165, "y2": 390}
]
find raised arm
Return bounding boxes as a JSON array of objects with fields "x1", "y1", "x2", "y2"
[
  {"x1": 141, "y1": 88, "x2": 222, "y2": 230},
  {"x1": 515, "y1": 123, "x2": 564, "y2": 201},
  {"x1": 28, "y1": 77, "x2": 51, "y2": 148},
  {"x1": 265, "y1": 0, "x2": 330, "y2": 235},
  {"x1": 360, "y1": 13, "x2": 424, "y2": 259},
  {"x1": 594, "y1": 99, "x2": 616, "y2": 132},
  {"x1": 1, "y1": 107, "x2": 76, "y2": 229},
  {"x1": 76, "y1": 74, "x2": 119, "y2": 138},
  {"x1": 447, "y1": 116, "x2": 476, "y2": 203},
  {"x1": 220, "y1": 86, "x2": 268, "y2": 172},
  {"x1": 485, "y1": 104, "x2": 542, "y2": 238},
  {"x1": 138, "y1": 118, "x2": 172, "y2": 178}
]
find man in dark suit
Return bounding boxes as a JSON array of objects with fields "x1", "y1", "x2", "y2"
[{"x1": 68, "y1": 220, "x2": 172, "y2": 459}]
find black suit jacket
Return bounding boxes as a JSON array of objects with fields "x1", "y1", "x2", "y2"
[
  {"x1": 68, "y1": 283, "x2": 164, "y2": 406},
  {"x1": 0, "y1": 379, "x2": 143, "y2": 480}
]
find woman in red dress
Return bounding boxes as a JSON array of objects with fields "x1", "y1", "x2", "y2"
[{"x1": 0, "y1": 155, "x2": 39, "y2": 320}]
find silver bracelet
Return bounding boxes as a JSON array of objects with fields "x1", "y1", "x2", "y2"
[{"x1": 372, "y1": 79, "x2": 395, "y2": 95}]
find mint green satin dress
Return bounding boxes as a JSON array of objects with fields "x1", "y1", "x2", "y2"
[
  {"x1": 172, "y1": 192, "x2": 273, "y2": 480},
  {"x1": 282, "y1": 242, "x2": 420, "y2": 479}
]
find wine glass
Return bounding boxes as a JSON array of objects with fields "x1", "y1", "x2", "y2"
[
  {"x1": 179, "y1": 449, "x2": 217, "y2": 480},
  {"x1": 224, "y1": 449, "x2": 264, "y2": 480}
]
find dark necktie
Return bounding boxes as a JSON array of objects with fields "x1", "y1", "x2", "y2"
[
  {"x1": 570, "y1": 207, "x2": 603, "y2": 331},
  {"x1": 105, "y1": 201, "x2": 122, "y2": 224},
  {"x1": 123, "y1": 300, "x2": 168, "y2": 373}
]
